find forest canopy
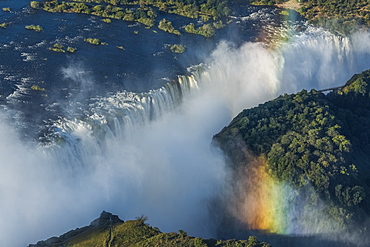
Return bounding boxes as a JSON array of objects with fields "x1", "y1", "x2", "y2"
[
  {"x1": 249, "y1": 0, "x2": 370, "y2": 34},
  {"x1": 214, "y1": 69, "x2": 370, "y2": 229}
]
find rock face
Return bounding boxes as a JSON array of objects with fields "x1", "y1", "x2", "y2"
[
  {"x1": 28, "y1": 211, "x2": 123, "y2": 247},
  {"x1": 89, "y1": 211, "x2": 124, "y2": 228}
]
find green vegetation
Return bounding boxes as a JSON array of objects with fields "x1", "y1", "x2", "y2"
[
  {"x1": 168, "y1": 44, "x2": 186, "y2": 53},
  {"x1": 185, "y1": 23, "x2": 215, "y2": 37},
  {"x1": 212, "y1": 20, "x2": 225, "y2": 29},
  {"x1": 47, "y1": 43, "x2": 77, "y2": 53},
  {"x1": 30, "y1": 211, "x2": 270, "y2": 247},
  {"x1": 61, "y1": 0, "x2": 231, "y2": 19},
  {"x1": 85, "y1": 37, "x2": 107, "y2": 45},
  {"x1": 25, "y1": 25, "x2": 43, "y2": 32},
  {"x1": 67, "y1": 46, "x2": 77, "y2": 52},
  {"x1": 102, "y1": 18, "x2": 112, "y2": 23},
  {"x1": 48, "y1": 43, "x2": 65, "y2": 52},
  {"x1": 31, "y1": 85, "x2": 45, "y2": 91},
  {"x1": 28, "y1": 0, "x2": 370, "y2": 35},
  {"x1": 248, "y1": 0, "x2": 370, "y2": 34},
  {"x1": 38, "y1": 0, "x2": 158, "y2": 26},
  {"x1": 280, "y1": 10, "x2": 289, "y2": 15},
  {"x1": 214, "y1": 69, "x2": 370, "y2": 228},
  {"x1": 2, "y1": 7, "x2": 11, "y2": 12},
  {"x1": 34, "y1": 0, "x2": 229, "y2": 37},
  {"x1": 30, "y1": 1, "x2": 41, "y2": 9},
  {"x1": 298, "y1": 0, "x2": 370, "y2": 34},
  {"x1": 158, "y1": 18, "x2": 181, "y2": 35},
  {"x1": 0, "y1": 23, "x2": 9, "y2": 28}
]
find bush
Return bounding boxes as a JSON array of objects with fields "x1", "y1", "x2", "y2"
[
  {"x1": 0, "y1": 23, "x2": 9, "y2": 28},
  {"x1": 185, "y1": 23, "x2": 215, "y2": 37},
  {"x1": 102, "y1": 18, "x2": 112, "y2": 23},
  {"x1": 30, "y1": 1, "x2": 40, "y2": 9},
  {"x1": 31, "y1": 85, "x2": 45, "y2": 91},
  {"x1": 85, "y1": 38, "x2": 107, "y2": 45},
  {"x1": 158, "y1": 18, "x2": 181, "y2": 35},
  {"x1": 67, "y1": 46, "x2": 77, "y2": 53},
  {"x1": 25, "y1": 25, "x2": 42, "y2": 32},
  {"x1": 48, "y1": 43, "x2": 65, "y2": 52},
  {"x1": 169, "y1": 44, "x2": 186, "y2": 53}
]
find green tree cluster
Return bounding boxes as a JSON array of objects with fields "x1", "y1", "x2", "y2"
[
  {"x1": 0, "y1": 23, "x2": 9, "y2": 28},
  {"x1": 214, "y1": 69, "x2": 370, "y2": 228},
  {"x1": 31, "y1": 85, "x2": 45, "y2": 91},
  {"x1": 48, "y1": 43, "x2": 65, "y2": 52},
  {"x1": 65, "y1": 0, "x2": 231, "y2": 19},
  {"x1": 85, "y1": 37, "x2": 107, "y2": 45},
  {"x1": 47, "y1": 43, "x2": 77, "y2": 53},
  {"x1": 25, "y1": 24, "x2": 43, "y2": 31},
  {"x1": 34, "y1": 0, "x2": 230, "y2": 36},
  {"x1": 185, "y1": 23, "x2": 215, "y2": 37},
  {"x1": 168, "y1": 44, "x2": 187, "y2": 53},
  {"x1": 30, "y1": 1, "x2": 41, "y2": 8},
  {"x1": 248, "y1": 0, "x2": 370, "y2": 34},
  {"x1": 158, "y1": 18, "x2": 181, "y2": 35}
]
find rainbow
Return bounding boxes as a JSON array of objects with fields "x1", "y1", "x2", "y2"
[
  {"x1": 236, "y1": 7, "x2": 304, "y2": 234},
  {"x1": 229, "y1": 2, "x2": 356, "y2": 237},
  {"x1": 234, "y1": 156, "x2": 345, "y2": 235},
  {"x1": 235, "y1": 157, "x2": 304, "y2": 235}
]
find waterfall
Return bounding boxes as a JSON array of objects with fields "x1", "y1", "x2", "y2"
[
  {"x1": 3, "y1": 28, "x2": 370, "y2": 247},
  {"x1": 43, "y1": 73, "x2": 202, "y2": 169}
]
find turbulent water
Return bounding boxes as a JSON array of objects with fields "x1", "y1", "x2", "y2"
[{"x1": 2, "y1": 2, "x2": 370, "y2": 247}]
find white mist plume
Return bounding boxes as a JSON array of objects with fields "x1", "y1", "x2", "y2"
[
  {"x1": 61, "y1": 61, "x2": 95, "y2": 101},
  {"x1": 1, "y1": 28, "x2": 370, "y2": 247},
  {"x1": 200, "y1": 28, "x2": 370, "y2": 116}
]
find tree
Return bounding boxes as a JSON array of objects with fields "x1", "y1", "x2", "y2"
[{"x1": 30, "y1": 1, "x2": 40, "y2": 9}]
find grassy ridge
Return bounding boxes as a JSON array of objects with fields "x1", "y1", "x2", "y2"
[{"x1": 29, "y1": 212, "x2": 271, "y2": 247}]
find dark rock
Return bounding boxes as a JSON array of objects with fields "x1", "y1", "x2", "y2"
[
  {"x1": 28, "y1": 211, "x2": 123, "y2": 247},
  {"x1": 90, "y1": 211, "x2": 124, "y2": 228}
]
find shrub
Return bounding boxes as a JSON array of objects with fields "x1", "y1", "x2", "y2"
[
  {"x1": 30, "y1": 1, "x2": 40, "y2": 9},
  {"x1": 25, "y1": 25, "x2": 42, "y2": 32},
  {"x1": 67, "y1": 46, "x2": 77, "y2": 53},
  {"x1": 169, "y1": 44, "x2": 186, "y2": 53},
  {"x1": 102, "y1": 18, "x2": 112, "y2": 23},
  {"x1": 48, "y1": 43, "x2": 65, "y2": 52},
  {"x1": 31, "y1": 85, "x2": 45, "y2": 91},
  {"x1": 0, "y1": 23, "x2": 9, "y2": 28},
  {"x1": 85, "y1": 38, "x2": 107, "y2": 45}
]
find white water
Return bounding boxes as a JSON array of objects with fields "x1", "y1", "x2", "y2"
[{"x1": 1, "y1": 28, "x2": 370, "y2": 246}]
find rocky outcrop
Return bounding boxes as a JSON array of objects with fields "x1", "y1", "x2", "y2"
[{"x1": 28, "y1": 211, "x2": 123, "y2": 247}]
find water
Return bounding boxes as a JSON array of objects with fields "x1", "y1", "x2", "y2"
[
  {"x1": 0, "y1": 0, "x2": 284, "y2": 139},
  {"x1": 1, "y1": 1, "x2": 370, "y2": 247}
]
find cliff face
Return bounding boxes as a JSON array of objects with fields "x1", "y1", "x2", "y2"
[
  {"x1": 29, "y1": 211, "x2": 270, "y2": 247},
  {"x1": 213, "y1": 69, "x2": 370, "y2": 238}
]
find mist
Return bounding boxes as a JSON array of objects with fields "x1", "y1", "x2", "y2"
[{"x1": 1, "y1": 28, "x2": 370, "y2": 247}]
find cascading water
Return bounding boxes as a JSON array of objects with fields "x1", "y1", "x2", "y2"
[
  {"x1": 2, "y1": 27, "x2": 370, "y2": 247},
  {"x1": 45, "y1": 73, "x2": 201, "y2": 167}
]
